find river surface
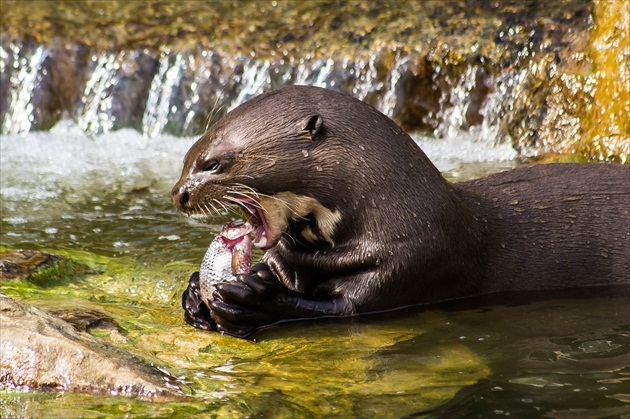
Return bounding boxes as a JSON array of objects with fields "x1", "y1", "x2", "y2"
[{"x1": 1, "y1": 124, "x2": 628, "y2": 418}]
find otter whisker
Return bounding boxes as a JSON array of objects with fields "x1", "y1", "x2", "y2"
[
  {"x1": 204, "y1": 95, "x2": 224, "y2": 133},
  {"x1": 225, "y1": 188, "x2": 262, "y2": 203},
  {"x1": 229, "y1": 183, "x2": 261, "y2": 198},
  {"x1": 224, "y1": 195, "x2": 266, "y2": 212},
  {"x1": 226, "y1": 192, "x2": 266, "y2": 210},
  {"x1": 207, "y1": 201, "x2": 222, "y2": 218},
  {"x1": 200, "y1": 203, "x2": 211, "y2": 218},
  {"x1": 214, "y1": 198, "x2": 242, "y2": 218},
  {"x1": 204, "y1": 202, "x2": 216, "y2": 217},
  {"x1": 216, "y1": 199, "x2": 234, "y2": 215},
  {"x1": 227, "y1": 189, "x2": 260, "y2": 203}
]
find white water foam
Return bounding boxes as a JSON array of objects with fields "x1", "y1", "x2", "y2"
[
  {"x1": 0, "y1": 120, "x2": 193, "y2": 212},
  {"x1": 414, "y1": 130, "x2": 517, "y2": 176},
  {"x1": 0, "y1": 117, "x2": 515, "y2": 216}
]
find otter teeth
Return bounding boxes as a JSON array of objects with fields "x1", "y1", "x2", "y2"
[
  {"x1": 232, "y1": 197, "x2": 272, "y2": 249},
  {"x1": 253, "y1": 229, "x2": 268, "y2": 248}
]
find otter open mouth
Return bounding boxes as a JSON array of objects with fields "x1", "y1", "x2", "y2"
[{"x1": 230, "y1": 197, "x2": 273, "y2": 249}]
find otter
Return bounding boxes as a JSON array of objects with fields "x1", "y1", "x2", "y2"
[{"x1": 172, "y1": 85, "x2": 629, "y2": 338}]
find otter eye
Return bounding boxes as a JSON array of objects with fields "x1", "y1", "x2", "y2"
[{"x1": 202, "y1": 161, "x2": 221, "y2": 174}]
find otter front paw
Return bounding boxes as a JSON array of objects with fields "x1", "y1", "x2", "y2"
[
  {"x1": 207, "y1": 263, "x2": 282, "y2": 338},
  {"x1": 209, "y1": 263, "x2": 350, "y2": 338},
  {"x1": 181, "y1": 271, "x2": 217, "y2": 331}
]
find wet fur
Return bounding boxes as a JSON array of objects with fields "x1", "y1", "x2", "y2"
[{"x1": 174, "y1": 86, "x2": 629, "y2": 338}]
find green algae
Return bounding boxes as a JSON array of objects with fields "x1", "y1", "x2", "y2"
[
  {"x1": 23, "y1": 256, "x2": 93, "y2": 287},
  {"x1": 2, "y1": 243, "x2": 628, "y2": 417},
  {"x1": 0, "y1": 246, "x2": 491, "y2": 417}
]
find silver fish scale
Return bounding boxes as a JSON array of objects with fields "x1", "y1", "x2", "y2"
[{"x1": 199, "y1": 237, "x2": 236, "y2": 304}]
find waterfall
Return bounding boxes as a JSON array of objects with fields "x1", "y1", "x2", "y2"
[
  {"x1": 1, "y1": 44, "x2": 47, "y2": 135},
  {"x1": 1, "y1": 45, "x2": 499, "y2": 141},
  {"x1": 182, "y1": 51, "x2": 216, "y2": 134},
  {"x1": 433, "y1": 64, "x2": 482, "y2": 138},
  {"x1": 77, "y1": 52, "x2": 121, "y2": 136},
  {"x1": 0, "y1": 41, "x2": 532, "y2": 161},
  {"x1": 352, "y1": 55, "x2": 380, "y2": 102},
  {"x1": 142, "y1": 51, "x2": 184, "y2": 138},
  {"x1": 312, "y1": 58, "x2": 335, "y2": 88},
  {"x1": 378, "y1": 52, "x2": 405, "y2": 119},
  {"x1": 228, "y1": 59, "x2": 272, "y2": 111}
]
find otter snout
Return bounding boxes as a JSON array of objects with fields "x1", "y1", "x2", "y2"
[{"x1": 171, "y1": 185, "x2": 191, "y2": 211}]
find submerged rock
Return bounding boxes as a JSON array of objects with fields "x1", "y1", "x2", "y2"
[
  {"x1": 0, "y1": 249, "x2": 91, "y2": 285},
  {"x1": 0, "y1": 250, "x2": 60, "y2": 281},
  {"x1": 49, "y1": 308, "x2": 123, "y2": 334},
  {"x1": 0, "y1": 294, "x2": 183, "y2": 401}
]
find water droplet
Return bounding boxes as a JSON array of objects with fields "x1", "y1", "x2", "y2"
[
  {"x1": 315, "y1": 166, "x2": 322, "y2": 172},
  {"x1": 302, "y1": 150, "x2": 309, "y2": 157}
]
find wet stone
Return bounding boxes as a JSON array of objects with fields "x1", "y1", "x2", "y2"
[
  {"x1": 0, "y1": 294, "x2": 184, "y2": 401},
  {"x1": 49, "y1": 308, "x2": 123, "y2": 333},
  {"x1": 0, "y1": 249, "x2": 92, "y2": 286},
  {"x1": 0, "y1": 250, "x2": 60, "y2": 281}
]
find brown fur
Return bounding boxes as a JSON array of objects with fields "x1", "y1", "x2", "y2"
[{"x1": 174, "y1": 86, "x2": 629, "y2": 337}]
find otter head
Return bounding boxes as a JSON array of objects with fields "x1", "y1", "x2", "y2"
[{"x1": 171, "y1": 87, "x2": 344, "y2": 250}]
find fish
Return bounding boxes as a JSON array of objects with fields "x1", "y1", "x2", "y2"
[{"x1": 199, "y1": 222, "x2": 253, "y2": 306}]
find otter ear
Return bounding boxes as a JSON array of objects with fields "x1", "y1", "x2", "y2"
[{"x1": 301, "y1": 115, "x2": 323, "y2": 140}]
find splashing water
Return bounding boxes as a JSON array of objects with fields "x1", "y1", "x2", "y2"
[
  {"x1": 1, "y1": 44, "x2": 47, "y2": 135},
  {"x1": 183, "y1": 51, "x2": 219, "y2": 134},
  {"x1": 433, "y1": 64, "x2": 481, "y2": 138},
  {"x1": 78, "y1": 52, "x2": 121, "y2": 136},
  {"x1": 379, "y1": 52, "x2": 406, "y2": 119},
  {"x1": 352, "y1": 55, "x2": 381, "y2": 101},
  {"x1": 0, "y1": 41, "x2": 522, "y2": 163},
  {"x1": 143, "y1": 52, "x2": 185, "y2": 138},
  {"x1": 228, "y1": 59, "x2": 272, "y2": 111}
]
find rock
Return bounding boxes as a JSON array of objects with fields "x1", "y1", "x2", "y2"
[
  {"x1": 49, "y1": 308, "x2": 123, "y2": 333},
  {"x1": 0, "y1": 294, "x2": 183, "y2": 401},
  {"x1": 0, "y1": 250, "x2": 60, "y2": 280},
  {"x1": 0, "y1": 249, "x2": 91, "y2": 286}
]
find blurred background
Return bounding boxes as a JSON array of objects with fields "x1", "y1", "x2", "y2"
[{"x1": 2, "y1": 0, "x2": 628, "y2": 160}]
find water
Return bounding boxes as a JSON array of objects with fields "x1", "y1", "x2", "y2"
[
  {"x1": 1, "y1": 44, "x2": 47, "y2": 135},
  {"x1": 142, "y1": 51, "x2": 184, "y2": 138},
  {"x1": 0, "y1": 40, "x2": 554, "y2": 150},
  {"x1": 78, "y1": 52, "x2": 121, "y2": 136}
]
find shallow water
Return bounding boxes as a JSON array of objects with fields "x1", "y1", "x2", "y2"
[{"x1": 1, "y1": 125, "x2": 628, "y2": 418}]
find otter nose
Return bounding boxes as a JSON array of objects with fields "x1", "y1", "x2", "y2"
[{"x1": 171, "y1": 186, "x2": 190, "y2": 209}]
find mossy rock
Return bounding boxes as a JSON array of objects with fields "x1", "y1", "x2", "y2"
[{"x1": 0, "y1": 250, "x2": 92, "y2": 285}]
